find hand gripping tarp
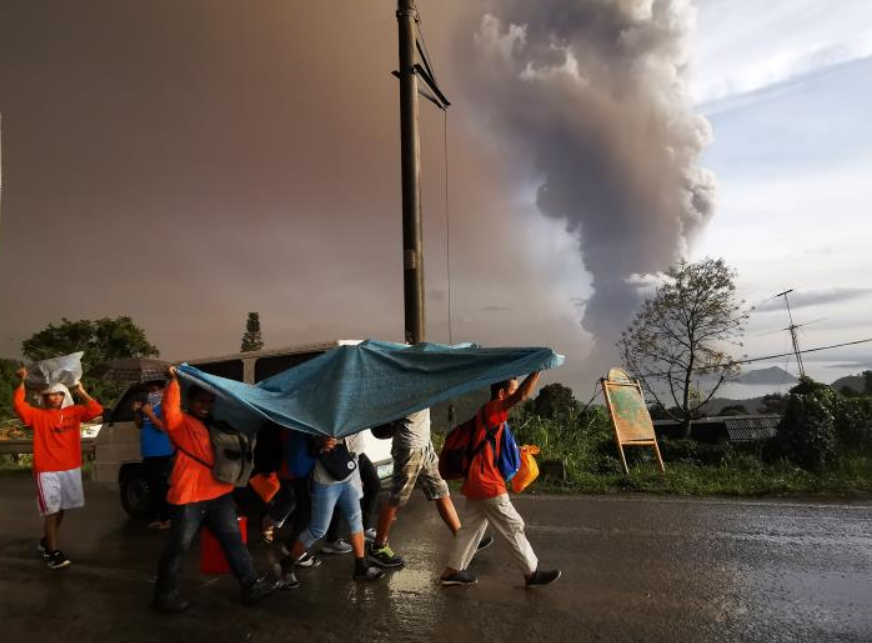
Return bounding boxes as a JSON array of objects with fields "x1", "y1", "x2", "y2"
[{"x1": 176, "y1": 340, "x2": 564, "y2": 438}]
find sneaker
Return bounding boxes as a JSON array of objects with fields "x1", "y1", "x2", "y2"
[
  {"x1": 148, "y1": 520, "x2": 164, "y2": 530},
  {"x1": 38, "y1": 537, "x2": 49, "y2": 559},
  {"x1": 525, "y1": 569, "x2": 562, "y2": 588},
  {"x1": 367, "y1": 543, "x2": 405, "y2": 569},
  {"x1": 241, "y1": 573, "x2": 281, "y2": 605},
  {"x1": 296, "y1": 552, "x2": 322, "y2": 569},
  {"x1": 364, "y1": 528, "x2": 377, "y2": 542},
  {"x1": 476, "y1": 534, "x2": 495, "y2": 552},
  {"x1": 274, "y1": 563, "x2": 300, "y2": 590},
  {"x1": 353, "y1": 565, "x2": 385, "y2": 582},
  {"x1": 152, "y1": 589, "x2": 191, "y2": 614},
  {"x1": 321, "y1": 538, "x2": 353, "y2": 555},
  {"x1": 46, "y1": 550, "x2": 71, "y2": 570},
  {"x1": 441, "y1": 570, "x2": 478, "y2": 587}
]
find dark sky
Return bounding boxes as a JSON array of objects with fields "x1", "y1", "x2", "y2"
[{"x1": 0, "y1": 1, "x2": 594, "y2": 389}]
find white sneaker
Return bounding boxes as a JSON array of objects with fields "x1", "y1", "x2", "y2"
[
  {"x1": 321, "y1": 538, "x2": 353, "y2": 555},
  {"x1": 364, "y1": 528, "x2": 377, "y2": 542}
]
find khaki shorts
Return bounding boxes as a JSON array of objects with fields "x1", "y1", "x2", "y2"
[{"x1": 389, "y1": 444, "x2": 450, "y2": 506}]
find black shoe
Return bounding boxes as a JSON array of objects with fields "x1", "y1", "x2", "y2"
[
  {"x1": 367, "y1": 543, "x2": 405, "y2": 569},
  {"x1": 152, "y1": 589, "x2": 191, "y2": 614},
  {"x1": 38, "y1": 537, "x2": 49, "y2": 559},
  {"x1": 241, "y1": 573, "x2": 281, "y2": 605},
  {"x1": 45, "y1": 550, "x2": 71, "y2": 570},
  {"x1": 476, "y1": 534, "x2": 495, "y2": 552},
  {"x1": 525, "y1": 569, "x2": 562, "y2": 588},
  {"x1": 441, "y1": 570, "x2": 477, "y2": 586},
  {"x1": 353, "y1": 565, "x2": 385, "y2": 582},
  {"x1": 274, "y1": 563, "x2": 300, "y2": 590}
]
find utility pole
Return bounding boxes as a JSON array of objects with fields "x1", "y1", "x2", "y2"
[
  {"x1": 397, "y1": 0, "x2": 425, "y2": 345},
  {"x1": 776, "y1": 289, "x2": 806, "y2": 378}
]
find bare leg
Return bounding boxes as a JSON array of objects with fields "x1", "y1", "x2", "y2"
[
  {"x1": 436, "y1": 497, "x2": 461, "y2": 535},
  {"x1": 44, "y1": 512, "x2": 63, "y2": 551},
  {"x1": 286, "y1": 539, "x2": 307, "y2": 562},
  {"x1": 374, "y1": 504, "x2": 398, "y2": 546},
  {"x1": 348, "y1": 531, "x2": 365, "y2": 558}
]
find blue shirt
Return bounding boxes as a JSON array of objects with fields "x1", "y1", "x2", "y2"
[{"x1": 140, "y1": 403, "x2": 174, "y2": 458}]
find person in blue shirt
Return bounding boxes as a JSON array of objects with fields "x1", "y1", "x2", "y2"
[{"x1": 133, "y1": 380, "x2": 174, "y2": 529}]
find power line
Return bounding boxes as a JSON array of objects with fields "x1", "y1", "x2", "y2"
[{"x1": 636, "y1": 336, "x2": 872, "y2": 379}]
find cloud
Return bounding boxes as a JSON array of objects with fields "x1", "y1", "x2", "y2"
[{"x1": 755, "y1": 288, "x2": 872, "y2": 313}]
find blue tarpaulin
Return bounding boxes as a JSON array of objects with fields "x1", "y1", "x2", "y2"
[{"x1": 176, "y1": 340, "x2": 565, "y2": 437}]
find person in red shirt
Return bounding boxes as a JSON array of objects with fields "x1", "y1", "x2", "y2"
[
  {"x1": 440, "y1": 372, "x2": 562, "y2": 588},
  {"x1": 152, "y1": 366, "x2": 279, "y2": 613},
  {"x1": 13, "y1": 367, "x2": 103, "y2": 571}
]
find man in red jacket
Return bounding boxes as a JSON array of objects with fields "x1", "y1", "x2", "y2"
[
  {"x1": 152, "y1": 366, "x2": 279, "y2": 613},
  {"x1": 13, "y1": 367, "x2": 102, "y2": 570}
]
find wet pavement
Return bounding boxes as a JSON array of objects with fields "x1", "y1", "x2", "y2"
[{"x1": 2, "y1": 476, "x2": 872, "y2": 643}]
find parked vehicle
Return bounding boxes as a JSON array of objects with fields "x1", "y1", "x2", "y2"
[{"x1": 93, "y1": 341, "x2": 393, "y2": 518}]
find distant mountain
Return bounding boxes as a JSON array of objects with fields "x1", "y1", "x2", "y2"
[
  {"x1": 831, "y1": 374, "x2": 866, "y2": 394},
  {"x1": 735, "y1": 366, "x2": 798, "y2": 385}
]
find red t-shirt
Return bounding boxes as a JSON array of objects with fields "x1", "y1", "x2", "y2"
[
  {"x1": 13, "y1": 385, "x2": 103, "y2": 473},
  {"x1": 162, "y1": 380, "x2": 234, "y2": 505},
  {"x1": 461, "y1": 399, "x2": 510, "y2": 500}
]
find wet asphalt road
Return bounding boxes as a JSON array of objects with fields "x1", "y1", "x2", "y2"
[{"x1": 2, "y1": 476, "x2": 872, "y2": 643}]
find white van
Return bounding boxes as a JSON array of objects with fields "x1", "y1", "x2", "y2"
[{"x1": 92, "y1": 340, "x2": 393, "y2": 518}]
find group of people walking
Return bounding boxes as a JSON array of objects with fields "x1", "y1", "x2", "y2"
[{"x1": 12, "y1": 364, "x2": 561, "y2": 615}]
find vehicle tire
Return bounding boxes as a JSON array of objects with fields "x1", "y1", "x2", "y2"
[{"x1": 120, "y1": 466, "x2": 152, "y2": 519}]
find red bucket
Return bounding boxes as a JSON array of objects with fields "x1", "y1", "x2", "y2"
[{"x1": 199, "y1": 516, "x2": 248, "y2": 575}]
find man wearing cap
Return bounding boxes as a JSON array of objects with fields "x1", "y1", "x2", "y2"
[{"x1": 13, "y1": 367, "x2": 103, "y2": 570}]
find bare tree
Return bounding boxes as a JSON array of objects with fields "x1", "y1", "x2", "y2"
[{"x1": 618, "y1": 258, "x2": 747, "y2": 437}]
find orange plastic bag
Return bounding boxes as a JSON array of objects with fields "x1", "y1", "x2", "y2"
[
  {"x1": 511, "y1": 445, "x2": 541, "y2": 494},
  {"x1": 249, "y1": 472, "x2": 281, "y2": 504}
]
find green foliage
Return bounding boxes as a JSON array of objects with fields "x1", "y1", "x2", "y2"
[
  {"x1": 0, "y1": 358, "x2": 21, "y2": 422},
  {"x1": 835, "y1": 396, "x2": 872, "y2": 452},
  {"x1": 241, "y1": 312, "x2": 264, "y2": 352},
  {"x1": 530, "y1": 383, "x2": 579, "y2": 421},
  {"x1": 617, "y1": 258, "x2": 748, "y2": 436},
  {"x1": 760, "y1": 393, "x2": 788, "y2": 416},
  {"x1": 22, "y1": 317, "x2": 159, "y2": 366},
  {"x1": 772, "y1": 391, "x2": 837, "y2": 472}
]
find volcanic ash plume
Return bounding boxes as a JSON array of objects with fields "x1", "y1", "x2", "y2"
[{"x1": 466, "y1": 0, "x2": 717, "y2": 369}]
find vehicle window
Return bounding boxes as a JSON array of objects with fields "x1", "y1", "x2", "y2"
[
  {"x1": 111, "y1": 385, "x2": 148, "y2": 423},
  {"x1": 192, "y1": 359, "x2": 244, "y2": 382},
  {"x1": 254, "y1": 352, "x2": 321, "y2": 382}
]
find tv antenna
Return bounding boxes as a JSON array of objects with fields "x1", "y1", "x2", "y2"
[{"x1": 775, "y1": 289, "x2": 806, "y2": 378}]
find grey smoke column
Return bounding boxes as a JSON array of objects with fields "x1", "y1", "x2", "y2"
[{"x1": 465, "y1": 0, "x2": 716, "y2": 369}]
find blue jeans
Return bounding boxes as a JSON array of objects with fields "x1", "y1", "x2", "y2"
[
  {"x1": 299, "y1": 477, "x2": 363, "y2": 549},
  {"x1": 156, "y1": 493, "x2": 257, "y2": 591}
]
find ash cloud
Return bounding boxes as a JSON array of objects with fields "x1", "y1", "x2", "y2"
[{"x1": 463, "y1": 0, "x2": 717, "y2": 369}]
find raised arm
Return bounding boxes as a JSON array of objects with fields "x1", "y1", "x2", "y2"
[
  {"x1": 161, "y1": 367, "x2": 184, "y2": 433},
  {"x1": 12, "y1": 368, "x2": 35, "y2": 428},
  {"x1": 142, "y1": 404, "x2": 166, "y2": 431},
  {"x1": 71, "y1": 382, "x2": 103, "y2": 421},
  {"x1": 504, "y1": 372, "x2": 541, "y2": 410}
]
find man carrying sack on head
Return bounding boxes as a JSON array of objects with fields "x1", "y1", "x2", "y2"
[{"x1": 13, "y1": 367, "x2": 103, "y2": 570}]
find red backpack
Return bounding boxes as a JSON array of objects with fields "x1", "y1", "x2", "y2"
[{"x1": 439, "y1": 409, "x2": 499, "y2": 481}]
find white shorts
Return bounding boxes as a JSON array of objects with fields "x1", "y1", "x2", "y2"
[{"x1": 35, "y1": 468, "x2": 85, "y2": 517}]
